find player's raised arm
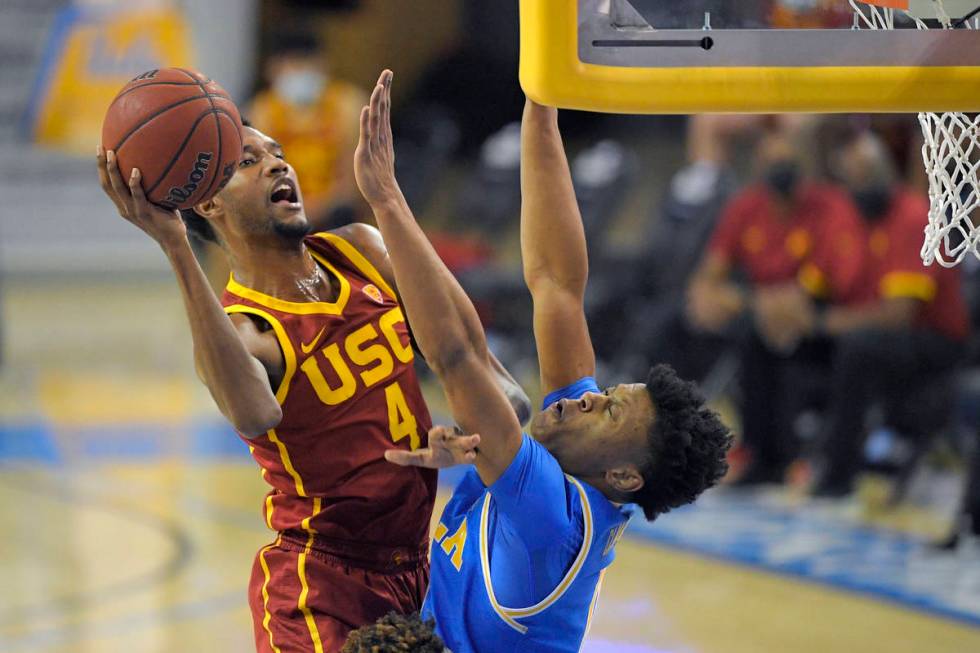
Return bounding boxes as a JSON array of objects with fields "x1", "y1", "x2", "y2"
[
  {"x1": 520, "y1": 100, "x2": 596, "y2": 394},
  {"x1": 332, "y1": 222, "x2": 532, "y2": 424},
  {"x1": 97, "y1": 149, "x2": 282, "y2": 437},
  {"x1": 354, "y1": 70, "x2": 522, "y2": 484}
]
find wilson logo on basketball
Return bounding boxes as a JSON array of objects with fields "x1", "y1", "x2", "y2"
[
  {"x1": 159, "y1": 151, "x2": 213, "y2": 210},
  {"x1": 362, "y1": 284, "x2": 384, "y2": 303}
]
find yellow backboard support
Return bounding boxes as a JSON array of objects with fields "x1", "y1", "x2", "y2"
[{"x1": 519, "y1": 0, "x2": 980, "y2": 114}]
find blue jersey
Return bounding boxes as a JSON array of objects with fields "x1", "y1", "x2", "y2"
[{"x1": 422, "y1": 378, "x2": 633, "y2": 652}]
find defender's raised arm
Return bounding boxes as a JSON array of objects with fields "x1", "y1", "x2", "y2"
[
  {"x1": 354, "y1": 71, "x2": 522, "y2": 484},
  {"x1": 520, "y1": 100, "x2": 596, "y2": 394}
]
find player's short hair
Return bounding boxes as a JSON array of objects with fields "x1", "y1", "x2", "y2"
[
  {"x1": 632, "y1": 364, "x2": 732, "y2": 521},
  {"x1": 178, "y1": 207, "x2": 219, "y2": 244},
  {"x1": 341, "y1": 612, "x2": 446, "y2": 653},
  {"x1": 177, "y1": 118, "x2": 254, "y2": 245}
]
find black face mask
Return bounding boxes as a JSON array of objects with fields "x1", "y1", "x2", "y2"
[
  {"x1": 765, "y1": 161, "x2": 801, "y2": 199},
  {"x1": 851, "y1": 185, "x2": 893, "y2": 221}
]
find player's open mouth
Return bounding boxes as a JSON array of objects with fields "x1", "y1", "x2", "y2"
[{"x1": 269, "y1": 179, "x2": 300, "y2": 208}]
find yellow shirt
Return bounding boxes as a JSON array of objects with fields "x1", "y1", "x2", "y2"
[{"x1": 249, "y1": 80, "x2": 365, "y2": 209}]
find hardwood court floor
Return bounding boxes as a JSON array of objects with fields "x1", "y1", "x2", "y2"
[
  {"x1": 1, "y1": 279, "x2": 979, "y2": 652},
  {"x1": 1, "y1": 460, "x2": 978, "y2": 653}
]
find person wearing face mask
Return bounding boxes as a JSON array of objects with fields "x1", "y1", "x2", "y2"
[
  {"x1": 686, "y1": 129, "x2": 867, "y2": 485},
  {"x1": 801, "y1": 132, "x2": 970, "y2": 497},
  {"x1": 249, "y1": 30, "x2": 368, "y2": 231}
]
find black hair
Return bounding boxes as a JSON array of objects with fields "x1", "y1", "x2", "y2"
[
  {"x1": 341, "y1": 612, "x2": 445, "y2": 653},
  {"x1": 632, "y1": 364, "x2": 733, "y2": 521},
  {"x1": 178, "y1": 207, "x2": 219, "y2": 244},
  {"x1": 177, "y1": 118, "x2": 254, "y2": 245}
]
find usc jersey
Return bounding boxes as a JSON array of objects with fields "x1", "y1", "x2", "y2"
[{"x1": 221, "y1": 232, "x2": 436, "y2": 550}]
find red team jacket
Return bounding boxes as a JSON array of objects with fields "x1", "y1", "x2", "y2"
[{"x1": 221, "y1": 232, "x2": 437, "y2": 551}]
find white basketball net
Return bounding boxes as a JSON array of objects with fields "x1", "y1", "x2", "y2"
[{"x1": 851, "y1": 0, "x2": 980, "y2": 267}]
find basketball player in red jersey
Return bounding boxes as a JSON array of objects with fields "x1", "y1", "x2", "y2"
[{"x1": 96, "y1": 121, "x2": 528, "y2": 652}]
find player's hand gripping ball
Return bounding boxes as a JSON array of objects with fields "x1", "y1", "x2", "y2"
[{"x1": 101, "y1": 68, "x2": 244, "y2": 210}]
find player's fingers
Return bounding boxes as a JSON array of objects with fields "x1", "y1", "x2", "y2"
[
  {"x1": 381, "y1": 70, "x2": 393, "y2": 145},
  {"x1": 427, "y1": 424, "x2": 455, "y2": 442},
  {"x1": 96, "y1": 146, "x2": 127, "y2": 212},
  {"x1": 358, "y1": 106, "x2": 370, "y2": 147},
  {"x1": 449, "y1": 434, "x2": 481, "y2": 450},
  {"x1": 96, "y1": 145, "x2": 111, "y2": 190},
  {"x1": 105, "y1": 150, "x2": 132, "y2": 206},
  {"x1": 384, "y1": 449, "x2": 428, "y2": 467},
  {"x1": 128, "y1": 168, "x2": 150, "y2": 215},
  {"x1": 369, "y1": 80, "x2": 384, "y2": 142}
]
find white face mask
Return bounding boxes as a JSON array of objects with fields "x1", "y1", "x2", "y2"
[{"x1": 273, "y1": 69, "x2": 327, "y2": 106}]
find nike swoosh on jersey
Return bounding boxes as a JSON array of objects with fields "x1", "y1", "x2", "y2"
[{"x1": 300, "y1": 326, "x2": 327, "y2": 354}]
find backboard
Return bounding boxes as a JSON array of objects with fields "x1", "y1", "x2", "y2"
[{"x1": 519, "y1": 0, "x2": 980, "y2": 113}]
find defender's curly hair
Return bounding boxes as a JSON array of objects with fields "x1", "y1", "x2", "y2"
[
  {"x1": 177, "y1": 118, "x2": 253, "y2": 245},
  {"x1": 341, "y1": 612, "x2": 446, "y2": 653},
  {"x1": 632, "y1": 364, "x2": 732, "y2": 521}
]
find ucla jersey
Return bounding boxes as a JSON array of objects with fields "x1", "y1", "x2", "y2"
[{"x1": 422, "y1": 378, "x2": 632, "y2": 652}]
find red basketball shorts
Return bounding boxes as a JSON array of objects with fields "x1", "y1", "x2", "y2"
[{"x1": 248, "y1": 531, "x2": 429, "y2": 653}]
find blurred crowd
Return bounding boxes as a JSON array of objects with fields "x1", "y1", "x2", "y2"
[{"x1": 198, "y1": 2, "x2": 980, "y2": 551}]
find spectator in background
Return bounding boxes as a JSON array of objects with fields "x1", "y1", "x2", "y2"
[
  {"x1": 686, "y1": 129, "x2": 866, "y2": 485},
  {"x1": 249, "y1": 30, "x2": 367, "y2": 231},
  {"x1": 617, "y1": 114, "x2": 777, "y2": 383},
  {"x1": 803, "y1": 132, "x2": 970, "y2": 497}
]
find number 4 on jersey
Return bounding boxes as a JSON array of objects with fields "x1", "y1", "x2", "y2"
[{"x1": 385, "y1": 381, "x2": 419, "y2": 450}]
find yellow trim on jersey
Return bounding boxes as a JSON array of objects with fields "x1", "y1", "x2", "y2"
[
  {"x1": 317, "y1": 232, "x2": 398, "y2": 301},
  {"x1": 478, "y1": 476, "x2": 595, "y2": 633},
  {"x1": 500, "y1": 476, "x2": 594, "y2": 618},
  {"x1": 478, "y1": 494, "x2": 529, "y2": 635},
  {"x1": 266, "y1": 428, "x2": 307, "y2": 497},
  {"x1": 258, "y1": 535, "x2": 283, "y2": 653},
  {"x1": 226, "y1": 255, "x2": 351, "y2": 315},
  {"x1": 880, "y1": 271, "x2": 937, "y2": 302},
  {"x1": 584, "y1": 569, "x2": 607, "y2": 640},
  {"x1": 223, "y1": 305, "x2": 297, "y2": 404},
  {"x1": 301, "y1": 497, "x2": 322, "y2": 534},
  {"x1": 297, "y1": 531, "x2": 325, "y2": 653},
  {"x1": 265, "y1": 493, "x2": 275, "y2": 530}
]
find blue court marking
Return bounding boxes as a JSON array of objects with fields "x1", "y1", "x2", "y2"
[
  {"x1": 0, "y1": 421, "x2": 61, "y2": 462},
  {"x1": 9, "y1": 419, "x2": 976, "y2": 630},
  {"x1": 0, "y1": 420, "x2": 250, "y2": 463},
  {"x1": 627, "y1": 488, "x2": 980, "y2": 629}
]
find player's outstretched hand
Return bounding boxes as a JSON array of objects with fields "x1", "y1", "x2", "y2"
[
  {"x1": 97, "y1": 146, "x2": 187, "y2": 248},
  {"x1": 384, "y1": 425, "x2": 481, "y2": 469},
  {"x1": 354, "y1": 69, "x2": 401, "y2": 207}
]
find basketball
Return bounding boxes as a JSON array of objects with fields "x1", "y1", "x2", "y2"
[{"x1": 101, "y1": 67, "x2": 244, "y2": 210}]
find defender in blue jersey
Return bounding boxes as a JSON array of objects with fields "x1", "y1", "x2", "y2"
[{"x1": 350, "y1": 72, "x2": 732, "y2": 653}]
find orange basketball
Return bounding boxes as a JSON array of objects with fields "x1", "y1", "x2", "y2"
[{"x1": 101, "y1": 68, "x2": 244, "y2": 210}]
